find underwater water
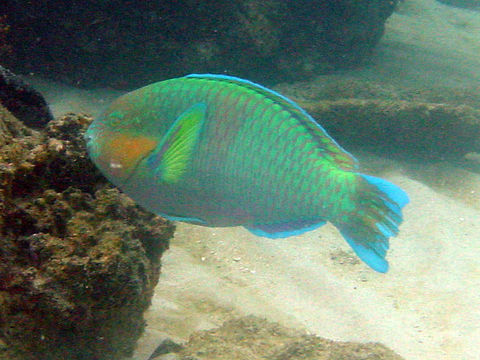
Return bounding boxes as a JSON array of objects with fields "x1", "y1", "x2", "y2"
[{"x1": 2, "y1": 0, "x2": 480, "y2": 359}]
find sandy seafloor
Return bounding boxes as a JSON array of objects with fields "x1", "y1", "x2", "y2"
[{"x1": 24, "y1": 0, "x2": 480, "y2": 359}]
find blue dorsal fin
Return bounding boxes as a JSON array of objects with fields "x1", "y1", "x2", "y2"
[
  {"x1": 185, "y1": 74, "x2": 358, "y2": 170},
  {"x1": 147, "y1": 103, "x2": 206, "y2": 183},
  {"x1": 186, "y1": 74, "x2": 312, "y2": 119},
  {"x1": 246, "y1": 219, "x2": 326, "y2": 239}
]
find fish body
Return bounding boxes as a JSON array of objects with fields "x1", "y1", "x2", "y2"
[{"x1": 85, "y1": 74, "x2": 409, "y2": 273}]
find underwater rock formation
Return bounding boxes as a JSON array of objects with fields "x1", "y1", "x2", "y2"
[
  {"x1": 0, "y1": 106, "x2": 174, "y2": 360},
  {"x1": 275, "y1": 79, "x2": 480, "y2": 160},
  {"x1": 304, "y1": 99, "x2": 480, "y2": 160},
  {"x1": 436, "y1": 0, "x2": 480, "y2": 10},
  {"x1": 0, "y1": 65, "x2": 53, "y2": 128},
  {"x1": 151, "y1": 316, "x2": 405, "y2": 360},
  {"x1": 2, "y1": 0, "x2": 398, "y2": 88}
]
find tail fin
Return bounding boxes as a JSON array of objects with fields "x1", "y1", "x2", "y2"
[{"x1": 335, "y1": 174, "x2": 409, "y2": 273}]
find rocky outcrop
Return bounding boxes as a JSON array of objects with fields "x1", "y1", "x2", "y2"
[
  {"x1": 1, "y1": 0, "x2": 398, "y2": 88},
  {"x1": 436, "y1": 0, "x2": 480, "y2": 10},
  {"x1": 0, "y1": 106, "x2": 175, "y2": 360},
  {"x1": 275, "y1": 79, "x2": 480, "y2": 161},
  {"x1": 150, "y1": 316, "x2": 405, "y2": 360},
  {"x1": 0, "y1": 65, "x2": 53, "y2": 128},
  {"x1": 303, "y1": 98, "x2": 480, "y2": 160}
]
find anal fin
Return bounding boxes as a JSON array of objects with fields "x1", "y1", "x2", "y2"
[
  {"x1": 246, "y1": 219, "x2": 326, "y2": 239},
  {"x1": 158, "y1": 212, "x2": 207, "y2": 225}
]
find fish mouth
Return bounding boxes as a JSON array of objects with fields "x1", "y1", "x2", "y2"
[
  {"x1": 84, "y1": 127, "x2": 156, "y2": 189},
  {"x1": 84, "y1": 126, "x2": 96, "y2": 152},
  {"x1": 84, "y1": 125, "x2": 104, "y2": 161},
  {"x1": 84, "y1": 132, "x2": 95, "y2": 158}
]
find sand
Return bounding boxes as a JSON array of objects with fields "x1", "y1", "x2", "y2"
[
  {"x1": 31, "y1": 0, "x2": 480, "y2": 359},
  {"x1": 143, "y1": 164, "x2": 480, "y2": 360}
]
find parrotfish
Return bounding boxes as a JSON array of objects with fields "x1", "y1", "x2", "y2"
[{"x1": 85, "y1": 74, "x2": 409, "y2": 273}]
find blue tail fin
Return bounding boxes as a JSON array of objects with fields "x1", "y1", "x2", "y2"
[{"x1": 336, "y1": 174, "x2": 409, "y2": 273}]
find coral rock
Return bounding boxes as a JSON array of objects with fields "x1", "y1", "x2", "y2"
[
  {"x1": 0, "y1": 106, "x2": 175, "y2": 360},
  {"x1": 2, "y1": 1, "x2": 398, "y2": 88},
  {"x1": 164, "y1": 316, "x2": 405, "y2": 360}
]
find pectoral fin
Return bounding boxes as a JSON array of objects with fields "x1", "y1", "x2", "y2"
[{"x1": 147, "y1": 103, "x2": 206, "y2": 183}]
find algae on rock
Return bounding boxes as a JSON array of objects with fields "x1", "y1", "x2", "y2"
[
  {"x1": 274, "y1": 78, "x2": 480, "y2": 161},
  {"x1": 154, "y1": 316, "x2": 405, "y2": 360},
  {"x1": 0, "y1": 105, "x2": 175, "y2": 360},
  {"x1": 2, "y1": 0, "x2": 398, "y2": 88}
]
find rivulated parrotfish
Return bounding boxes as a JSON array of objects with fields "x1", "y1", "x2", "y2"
[{"x1": 85, "y1": 74, "x2": 409, "y2": 273}]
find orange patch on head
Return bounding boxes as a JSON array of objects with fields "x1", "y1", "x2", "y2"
[{"x1": 98, "y1": 133, "x2": 158, "y2": 181}]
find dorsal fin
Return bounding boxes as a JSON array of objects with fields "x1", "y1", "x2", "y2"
[{"x1": 185, "y1": 74, "x2": 358, "y2": 170}]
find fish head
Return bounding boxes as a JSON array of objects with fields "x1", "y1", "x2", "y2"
[{"x1": 85, "y1": 109, "x2": 158, "y2": 187}]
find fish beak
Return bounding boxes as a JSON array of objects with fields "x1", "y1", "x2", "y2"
[
  {"x1": 84, "y1": 131, "x2": 92, "y2": 144},
  {"x1": 84, "y1": 132, "x2": 92, "y2": 150},
  {"x1": 84, "y1": 126, "x2": 99, "y2": 161}
]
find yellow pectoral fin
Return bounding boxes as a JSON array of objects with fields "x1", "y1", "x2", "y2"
[{"x1": 147, "y1": 103, "x2": 206, "y2": 183}]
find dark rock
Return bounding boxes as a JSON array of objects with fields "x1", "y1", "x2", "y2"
[
  {"x1": 0, "y1": 101, "x2": 34, "y2": 142},
  {"x1": 149, "y1": 338, "x2": 184, "y2": 359},
  {"x1": 436, "y1": 0, "x2": 480, "y2": 10},
  {"x1": 1, "y1": 0, "x2": 398, "y2": 88},
  {"x1": 152, "y1": 355, "x2": 181, "y2": 360},
  {"x1": 303, "y1": 98, "x2": 480, "y2": 160},
  {"x1": 0, "y1": 106, "x2": 175, "y2": 360},
  {"x1": 166, "y1": 316, "x2": 404, "y2": 360},
  {"x1": 274, "y1": 79, "x2": 480, "y2": 161},
  {"x1": 0, "y1": 65, "x2": 53, "y2": 128}
]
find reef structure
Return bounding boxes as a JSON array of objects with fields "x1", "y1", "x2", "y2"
[
  {"x1": 436, "y1": 0, "x2": 480, "y2": 10},
  {"x1": 0, "y1": 65, "x2": 53, "y2": 128},
  {"x1": 274, "y1": 78, "x2": 480, "y2": 161},
  {"x1": 0, "y1": 105, "x2": 174, "y2": 360},
  {"x1": 2, "y1": 0, "x2": 398, "y2": 88},
  {"x1": 149, "y1": 316, "x2": 405, "y2": 360}
]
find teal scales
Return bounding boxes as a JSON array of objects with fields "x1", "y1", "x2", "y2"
[{"x1": 85, "y1": 74, "x2": 409, "y2": 273}]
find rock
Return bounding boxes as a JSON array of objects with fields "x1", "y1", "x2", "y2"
[
  {"x1": 436, "y1": 0, "x2": 480, "y2": 10},
  {"x1": 0, "y1": 106, "x2": 175, "y2": 360},
  {"x1": 2, "y1": 1, "x2": 398, "y2": 88},
  {"x1": 163, "y1": 316, "x2": 404, "y2": 360},
  {"x1": 151, "y1": 355, "x2": 181, "y2": 360},
  {"x1": 129, "y1": 328, "x2": 183, "y2": 360},
  {"x1": 148, "y1": 338, "x2": 183, "y2": 359},
  {"x1": 0, "y1": 65, "x2": 53, "y2": 128},
  {"x1": 0, "y1": 101, "x2": 35, "y2": 143},
  {"x1": 274, "y1": 78, "x2": 480, "y2": 160},
  {"x1": 302, "y1": 99, "x2": 480, "y2": 160}
]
